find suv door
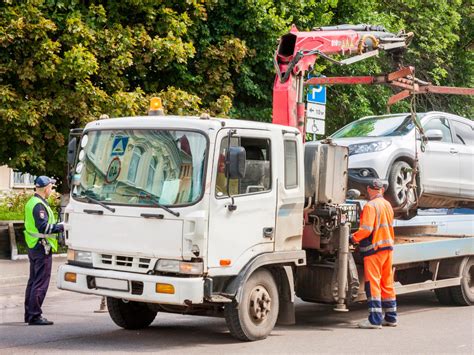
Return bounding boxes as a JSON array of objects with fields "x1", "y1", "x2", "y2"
[
  {"x1": 420, "y1": 116, "x2": 460, "y2": 197},
  {"x1": 208, "y1": 129, "x2": 276, "y2": 273},
  {"x1": 450, "y1": 119, "x2": 474, "y2": 199}
]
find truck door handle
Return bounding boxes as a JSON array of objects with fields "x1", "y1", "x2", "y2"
[
  {"x1": 140, "y1": 213, "x2": 164, "y2": 219},
  {"x1": 83, "y1": 209, "x2": 104, "y2": 215},
  {"x1": 450, "y1": 148, "x2": 458, "y2": 154},
  {"x1": 263, "y1": 227, "x2": 274, "y2": 238}
]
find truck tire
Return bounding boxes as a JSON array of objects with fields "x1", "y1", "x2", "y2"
[
  {"x1": 107, "y1": 297, "x2": 157, "y2": 329},
  {"x1": 386, "y1": 161, "x2": 417, "y2": 211},
  {"x1": 224, "y1": 269, "x2": 279, "y2": 341},
  {"x1": 450, "y1": 257, "x2": 474, "y2": 306},
  {"x1": 434, "y1": 287, "x2": 455, "y2": 305}
]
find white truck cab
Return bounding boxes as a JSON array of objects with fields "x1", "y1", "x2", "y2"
[{"x1": 58, "y1": 115, "x2": 307, "y2": 339}]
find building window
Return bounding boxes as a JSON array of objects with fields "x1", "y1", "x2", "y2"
[
  {"x1": 127, "y1": 146, "x2": 143, "y2": 184},
  {"x1": 146, "y1": 157, "x2": 158, "y2": 191},
  {"x1": 13, "y1": 171, "x2": 36, "y2": 187}
]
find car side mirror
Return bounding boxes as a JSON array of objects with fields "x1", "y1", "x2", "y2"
[
  {"x1": 67, "y1": 137, "x2": 77, "y2": 166},
  {"x1": 425, "y1": 129, "x2": 443, "y2": 141},
  {"x1": 226, "y1": 146, "x2": 246, "y2": 179}
]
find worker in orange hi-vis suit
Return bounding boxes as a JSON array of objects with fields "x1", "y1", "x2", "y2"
[{"x1": 350, "y1": 179, "x2": 397, "y2": 329}]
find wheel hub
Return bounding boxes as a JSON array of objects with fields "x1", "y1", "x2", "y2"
[
  {"x1": 249, "y1": 286, "x2": 271, "y2": 323},
  {"x1": 395, "y1": 168, "x2": 415, "y2": 204}
]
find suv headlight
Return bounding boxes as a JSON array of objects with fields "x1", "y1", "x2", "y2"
[
  {"x1": 348, "y1": 141, "x2": 392, "y2": 156},
  {"x1": 155, "y1": 259, "x2": 203, "y2": 275},
  {"x1": 67, "y1": 249, "x2": 92, "y2": 265}
]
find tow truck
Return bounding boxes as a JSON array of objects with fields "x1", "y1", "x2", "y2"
[{"x1": 58, "y1": 25, "x2": 474, "y2": 341}]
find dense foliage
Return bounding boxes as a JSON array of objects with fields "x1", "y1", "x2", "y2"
[{"x1": 1, "y1": 0, "x2": 472, "y2": 185}]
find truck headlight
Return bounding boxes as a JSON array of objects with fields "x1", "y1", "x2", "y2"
[
  {"x1": 155, "y1": 259, "x2": 203, "y2": 275},
  {"x1": 348, "y1": 141, "x2": 391, "y2": 156},
  {"x1": 67, "y1": 249, "x2": 92, "y2": 265}
]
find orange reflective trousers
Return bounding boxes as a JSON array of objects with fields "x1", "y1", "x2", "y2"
[{"x1": 364, "y1": 250, "x2": 397, "y2": 325}]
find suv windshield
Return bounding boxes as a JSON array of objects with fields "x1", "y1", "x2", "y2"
[
  {"x1": 331, "y1": 114, "x2": 419, "y2": 138},
  {"x1": 72, "y1": 129, "x2": 207, "y2": 207}
]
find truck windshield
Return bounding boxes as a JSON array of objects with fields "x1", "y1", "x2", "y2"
[
  {"x1": 331, "y1": 114, "x2": 419, "y2": 138},
  {"x1": 72, "y1": 129, "x2": 207, "y2": 207}
]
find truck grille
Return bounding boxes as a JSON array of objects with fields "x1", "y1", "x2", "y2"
[{"x1": 99, "y1": 254, "x2": 152, "y2": 272}]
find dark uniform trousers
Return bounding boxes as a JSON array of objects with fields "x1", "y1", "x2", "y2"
[{"x1": 24, "y1": 243, "x2": 52, "y2": 323}]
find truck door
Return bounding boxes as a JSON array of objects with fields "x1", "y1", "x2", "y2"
[
  {"x1": 274, "y1": 135, "x2": 305, "y2": 251},
  {"x1": 208, "y1": 129, "x2": 276, "y2": 272},
  {"x1": 420, "y1": 116, "x2": 460, "y2": 197}
]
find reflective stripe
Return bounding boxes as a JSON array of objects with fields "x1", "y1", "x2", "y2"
[
  {"x1": 382, "y1": 298, "x2": 396, "y2": 302},
  {"x1": 29, "y1": 232, "x2": 48, "y2": 239},
  {"x1": 45, "y1": 224, "x2": 51, "y2": 234},
  {"x1": 46, "y1": 224, "x2": 54, "y2": 234},
  {"x1": 361, "y1": 225, "x2": 373, "y2": 231},
  {"x1": 359, "y1": 239, "x2": 394, "y2": 252},
  {"x1": 383, "y1": 307, "x2": 397, "y2": 312},
  {"x1": 379, "y1": 223, "x2": 393, "y2": 228},
  {"x1": 369, "y1": 307, "x2": 383, "y2": 313}
]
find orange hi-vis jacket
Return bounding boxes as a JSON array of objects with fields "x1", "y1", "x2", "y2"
[{"x1": 351, "y1": 195, "x2": 395, "y2": 257}]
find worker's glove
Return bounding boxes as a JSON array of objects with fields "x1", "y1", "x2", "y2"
[
  {"x1": 349, "y1": 234, "x2": 355, "y2": 245},
  {"x1": 57, "y1": 222, "x2": 71, "y2": 231}
]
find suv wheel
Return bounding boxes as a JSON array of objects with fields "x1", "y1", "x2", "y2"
[{"x1": 386, "y1": 161, "x2": 417, "y2": 209}]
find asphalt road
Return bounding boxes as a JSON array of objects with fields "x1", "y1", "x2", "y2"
[{"x1": 0, "y1": 278, "x2": 472, "y2": 354}]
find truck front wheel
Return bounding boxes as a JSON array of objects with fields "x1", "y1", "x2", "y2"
[
  {"x1": 107, "y1": 297, "x2": 157, "y2": 329},
  {"x1": 224, "y1": 269, "x2": 279, "y2": 341}
]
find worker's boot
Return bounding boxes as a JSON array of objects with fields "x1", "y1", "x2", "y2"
[
  {"x1": 357, "y1": 319, "x2": 382, "y2": 329},
  {"x1": 382, "y1": 319, "x2": 398, "y2": 327}
]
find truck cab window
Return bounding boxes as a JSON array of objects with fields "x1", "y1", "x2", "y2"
[
  {"x1": 284, "y1": 140, "x2": 298, "y2": 188},
  {"x1": 216, "y1": 136, "x2": 271, "y2": 197}
]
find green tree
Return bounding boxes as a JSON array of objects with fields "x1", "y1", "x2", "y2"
[{"x1": 1, "y1": 0, "x2": 472, "y2": 187}]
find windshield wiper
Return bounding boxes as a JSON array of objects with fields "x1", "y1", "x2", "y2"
[
  {"x1": 82, "y1": 195, "x2": 116, "y2": 213},
  {"x1": 147, "y1": 197, "x2": 180, "y2": 217}
]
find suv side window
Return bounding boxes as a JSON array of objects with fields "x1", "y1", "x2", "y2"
[
  {"x1": 216, "y1": 136, "x2": 271, "y2": 197},
  {"x1": 284, "y1": 140, "x2": 298, "y2": 189},
  {"x1": 423, "y1": 117, "x2": 453, "y2": 143},
  {"x1": 451, "y1": 120, "x2": 474, "y2": 146}
]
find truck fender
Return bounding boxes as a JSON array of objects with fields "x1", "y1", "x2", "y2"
[{"x1": 223, "y1": 251, "x2": 305, "y2": 324}]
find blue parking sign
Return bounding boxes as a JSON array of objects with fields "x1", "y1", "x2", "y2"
[{"x1": 307, "y1": 85, "x2": 326, "y2": 104}]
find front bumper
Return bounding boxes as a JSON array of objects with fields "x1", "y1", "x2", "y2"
[{"x1": 57, "y1": 264, "x2": 204, "y2": 305}]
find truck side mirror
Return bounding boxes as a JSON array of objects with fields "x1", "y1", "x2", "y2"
[
  {"x1": 67, "y1": 137, "x2": 77, "y2": 166},
  {"x1": 425, "y1": 129, "x2": 443, "y2": 141},
  {"x1": 226, "y1": 146, "x2": 246, "y2": 179}
]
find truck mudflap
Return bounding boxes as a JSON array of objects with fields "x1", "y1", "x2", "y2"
[{"x1": 57, "y1": 264, "x2": 204, "y2": 305}]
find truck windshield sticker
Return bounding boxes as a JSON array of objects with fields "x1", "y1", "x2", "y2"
[
  {"x1": 111, "y1": 136, "x2": 129, "y2": 156},
  {"x1": 106, "y1": 157, "x2": 121, "y2": 183}
]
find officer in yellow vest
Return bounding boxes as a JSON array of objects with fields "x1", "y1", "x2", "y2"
[{"x1": 24, "y1": 176, "x2": 65, "y2": 325}]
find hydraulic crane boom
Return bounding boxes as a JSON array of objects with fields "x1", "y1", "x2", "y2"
[
  {"x1": 272, "y1": 24, "x2": 413, "y2": 133},
  {"x1": 272, "y1": 24, "x2": 474, "y2": 137}
]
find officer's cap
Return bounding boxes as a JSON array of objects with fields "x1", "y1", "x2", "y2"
[
  {"x1": 35, "y1": 176, "x2": 57, "y2": 188},
  {"x1": 368, "y1": 178, "x2": 388, "y2": 190}
]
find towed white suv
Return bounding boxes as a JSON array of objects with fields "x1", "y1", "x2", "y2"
[{"x1": 330, "y1": 112, "x2": 474, "y2": 216}]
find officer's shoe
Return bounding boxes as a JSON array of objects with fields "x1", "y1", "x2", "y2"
[
  {"x1": 357, "y1": 319, "x2": 382, "y2": 329},
  {"x1": 382, "y1": 319, "x2": 398, "y2": 327},
  {"x1": 28, "y1": 316, "x2": 54, "y2": 325}
]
